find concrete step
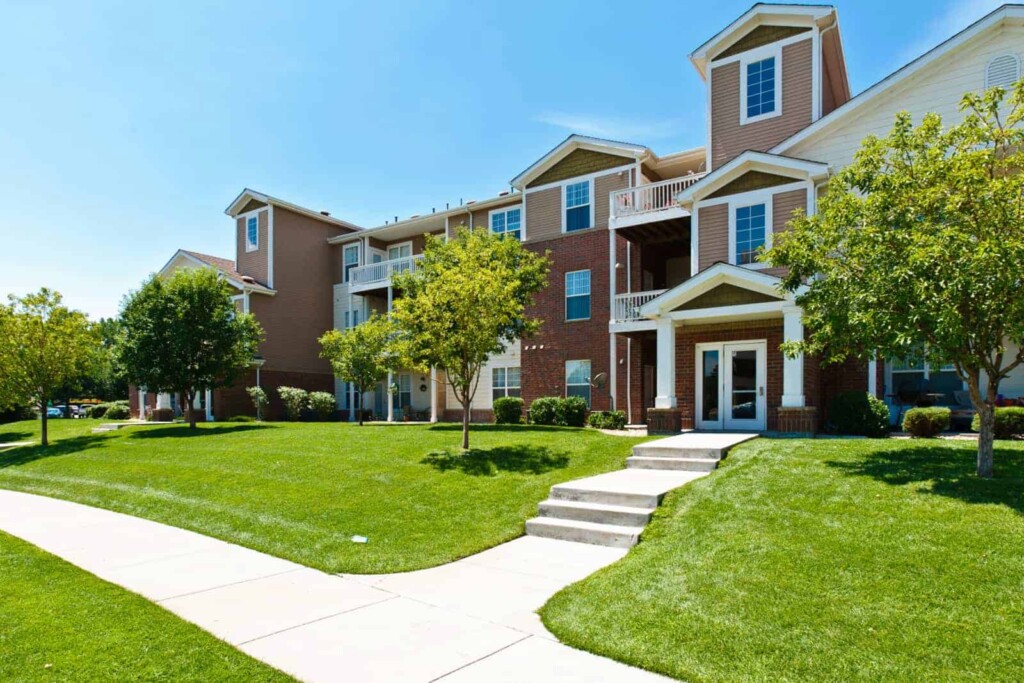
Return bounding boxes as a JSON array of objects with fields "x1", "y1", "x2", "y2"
[
  {"x1": 626, "y1": 456, "x2": 720, "y2": 472},
  {"x1": 549, "y1": 483, "x2": 661, "y2": 509},
  {"x1": 631, "y1": 432, "x2": 758, "y2": 461},
  {"x1": 525, "y1": 517, "x2": 645, "y2": 548},
  {"x1": 537, "y1": 499, "x2": 654, "y2": 527}
]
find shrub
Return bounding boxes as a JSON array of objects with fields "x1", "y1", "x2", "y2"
[
  {"x1": 493, "y1": 397, "x2": 524, "y2": 424},
  {"x1": 530, "y1": 397, "x2": 561, "y2": 426},
  {"x1": 828, "y1": 391, "x2": 890, "y2": 437},
  {"x1": 971, "y1": 406, "x2": 1024, "y2": 439},
  {"x1": 104, "y1": 404, "x2": 131, "y2": 420},
  {"x1": 226, "y1": 415, "x2": 256, "y2": 422},
  {"x1": 309, "y1": 391, "x2": 337, "y2": 421},
  {"x1": 558, "y1": 396, "x2": 589, "y2": 428},
  {"x1": 903, "y1": 407, "x2": 950, "y2": 438},
  {"x1": 276, "y1": 386, "x2": 308, "y2": 421},
  {"x1": 246, "y1": 386, "x2": 268, "y2": 420},
  {"x1": 588, "y1": 410, "x2": 627, "y2": 430}
]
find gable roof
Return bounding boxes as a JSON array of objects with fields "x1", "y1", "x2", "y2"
[
  {"x1": 689, "y1": 3, "x2": 836, "y2": 80},
  {"x1": 639, "y1": 262, "x2": 798, "y2": 319},
  {"x1": 224, "y1": 188, "x2": 363, "y2": 231},
  {"x1": 772, "y1": 3, "x2": 1024, "y2": 154},
  {"x1": 510, "y1": 134, "x2": 649, "y2": 190},
  {"x1": 675, "y1": 151, "x2": 829, "y2": 205},
  {"x1": 158, "y1": 249, "x2": 276, "y2": 295}
]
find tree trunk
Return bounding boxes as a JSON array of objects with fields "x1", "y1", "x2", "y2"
[
  {"x1": 461, "y1": 402, "x2": 470, "y2": 450},
  {"x1": 40, "y1": 399, "x2": 48, "y2": 447},
  {"x1": 187, "y1": 390, "x2": 197, "y2": 429},
  {"x1": 977, "y1": 402, "x2": 995, "y2": 478}
]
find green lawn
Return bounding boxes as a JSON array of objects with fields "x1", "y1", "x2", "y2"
[
  {"x1": 0, "y1": 530, "x2": 291, "y2": 682},
  {"x1": 0, "y1": 419, "x2": 646, "y2": 573},
  {"x1": 540, "y1": 437, "x2": 1024, "y2": 682}
]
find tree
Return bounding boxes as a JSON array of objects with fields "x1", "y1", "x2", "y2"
[
  {"x1": 765, "y1": 79, "x2": 1024, "y2": 478},
  {"x1": 246, "y1": 386, "x2": 268, "y2": 421},
  {"x1": 391, "y1": 227, "x2": 549, "y2": 449},
  {"x1": 0, "y1": 289, "x2": 102, "y2": 446},
  {"x1": 319, "y1": 313, "x2": 397, "y2": 426},
  {"x1": 117, "y1": 268, "x2": 263, "y2": 428}
]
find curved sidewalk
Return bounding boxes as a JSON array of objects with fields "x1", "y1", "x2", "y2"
[{"x1": 0, "y1": 489, "x2": 671, "y2": 683}]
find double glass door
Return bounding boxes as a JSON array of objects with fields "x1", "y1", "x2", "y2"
[{"x1": 695, "y1": 341, "x2": 766, "y2": 431}]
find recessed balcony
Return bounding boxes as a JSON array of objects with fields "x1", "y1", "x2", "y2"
[
  {"x1": 609, "y1": 174, "x2": 707, "y2": 229},
  {"x1": 611, "y1": 289, "x2": 668, "y2": 330}
]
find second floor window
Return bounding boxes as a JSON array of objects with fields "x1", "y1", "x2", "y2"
[
  {"x1": 492, "y1": 366, "x2": 521, "y2": 402},
  {"x1": 566, "y1": 270, "x2": 591, "y2": 321},
  {"x1": 246, "y1": 216, "x2": 259, "y2": 251},
  {"x1": 745, "y1": 56, "x2": 776, "y2": 121},
  {"x1": 564, "y1": 180, "x2": 591, "y2": 232},
  {"x1": 343, "y1": 244, "x2": 359, "y2": 282},
  {"x1": 490, "y1": 207, "x2": 522, "y2": 240},
  {"x1": 735, "y1": 204, "x2": 766, "y2": 265}
]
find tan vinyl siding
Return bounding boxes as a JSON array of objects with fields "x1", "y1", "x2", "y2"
[
  {"x1": 710, "y1": 38, "x2": 814, "y2": 170},
  {"x1": 763, "y1": 188, "x2": 807, "y2": 278},
  {"x1": 697, "y1": 203, "x2": 729, "y2": 272},
  {"x1": 527, "y1": 149, "x2": 631, "y2": 188},
  {"x1": 470, "y1": 198, "x2": 522, "y2": 235},
  {"x1": 594, "y1": 171, "x2": 629, "y2": 230},
  {"x1": 524, "y1": 187, "x2": 561, "y2": 242},
  {"x1": 236, "y1": 209, "x2": 269, "y2": 284},
  {"x1": 238, "y1": 198, "x2": 268, "y2": 214}
]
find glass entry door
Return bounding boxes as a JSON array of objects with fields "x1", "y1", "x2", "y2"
[{"x1": 695, "y1": 341, "x2": 766, "y2": 431}]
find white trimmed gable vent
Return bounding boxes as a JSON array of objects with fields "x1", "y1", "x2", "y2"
[{"x1": 985, "y1": 54, "x2": 1021, "y2": 89}]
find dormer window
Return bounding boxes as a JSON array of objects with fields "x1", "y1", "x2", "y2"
[
  {"x1": 246, "y1": 215, "x2": 259, "y2": 252},
  {"x1": 740, "y1": 46, "x2": 782, "y2": 125}
]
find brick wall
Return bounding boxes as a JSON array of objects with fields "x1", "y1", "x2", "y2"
[{"x1": 213, "y1": 369, "x2": 335, "y2": 421}]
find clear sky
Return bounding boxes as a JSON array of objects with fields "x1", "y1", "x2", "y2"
[{"x1": 0, "y1": 0, "x2": 1006, "y2": 320}]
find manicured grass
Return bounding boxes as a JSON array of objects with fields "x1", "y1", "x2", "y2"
[
  {"x1": 0, "y1": 530, "x2": 291, "y2": 681},
  {"x1": 0, "y1": 419, "x2": 646, "y2": 573},
  {"x1": 540, "y1": 437, "x2": 1024, "y2": 682}
]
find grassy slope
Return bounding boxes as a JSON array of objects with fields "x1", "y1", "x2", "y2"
[
  {"x1": 541, "y1": 438, "x2": 1024, "y2": 683},
  {"x1": 0, "y1": 531, "x2": 291, "y2": 682},
  {"x1": 0, "y1": 419, "x2": 645, "y2": 573}
]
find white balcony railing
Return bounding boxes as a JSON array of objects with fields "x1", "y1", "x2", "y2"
[
  {"x1": 613, "y1": 289, "x2": 667, "y2": 323},
  {"x1": 349, "y1": 254, "x2": 423, "y2": 290},
  {"x1": 610, "y1": 173, "x2": 707, "y2": 221}
]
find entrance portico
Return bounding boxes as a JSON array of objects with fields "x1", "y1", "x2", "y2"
[{"x1": 638, "y1": 263, "x2": 815, "y2": 433}]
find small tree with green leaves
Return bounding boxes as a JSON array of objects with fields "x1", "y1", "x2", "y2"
[
  {"x1": 117, "y1": 269, "x2": 263, "y2": 429},
  {"x1": 319, "y1": 313, "x2": 397, "y2": 426},
  {"x1": 0, "y1": 289, "x2": 102, "y2": 446},
  {"x1": 392, "y1": 227, "x2": 549, "y2": 449},
  {"x1": 766, "y1": 79, "x2": 1024, "y2": 478},
  {"x1": 246, "y1": 386, "x2": 268, "y2": 421}
]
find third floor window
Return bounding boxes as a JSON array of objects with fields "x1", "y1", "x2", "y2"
[
  {"x1": 564, "y1": 180, "x2": 591, "y2": 232},
  {"x1": 246, "y1": 216, "x2": 258, "y2": 252},
  {"x1": 744, "y1": 55, "x2": 777, "y2": 122}
]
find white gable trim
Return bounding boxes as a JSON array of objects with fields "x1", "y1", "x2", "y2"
[
  {"x1": 511, "y1": 135, "x2": 648, "y2": 190},
  {"x1": 639, "y1": 262, "x2": 799, "y2": 319},
  {"x1": 675, "y1": 151, "x2": 829, "y2": 206}
]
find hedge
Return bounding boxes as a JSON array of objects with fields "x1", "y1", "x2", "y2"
[
  {"x1": 971, "y1": 406, "x2": 1024, "y2": 439},
  {"x1": 493, "y1": 397, "x2": 524, "y2": 424},
  {"x1": 828, "y1": 391, "x2": 890, "y2": 437},
  {"x1": 902, "y1": 407, "x2": 950, "y2": 438}
]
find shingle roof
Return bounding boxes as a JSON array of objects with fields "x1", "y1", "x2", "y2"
[{"x1": 181, "y1": 250, "x2": 274, "y2": 293}]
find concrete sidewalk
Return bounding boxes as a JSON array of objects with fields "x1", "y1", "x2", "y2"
[{"x1": 0, "y1": 489, "x2": 671, "y2": 683}]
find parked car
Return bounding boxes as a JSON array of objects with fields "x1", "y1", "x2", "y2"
[{"x1": 46, "y1": 407, "x2": 63, "y2": 418}]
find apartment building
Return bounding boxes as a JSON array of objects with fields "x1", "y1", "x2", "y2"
[{"x1": 135, "y1": 3, "x2": 1024, "y2": 430}]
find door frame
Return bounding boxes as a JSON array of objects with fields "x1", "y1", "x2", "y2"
[{"x1": 694, "y1": 339, "x2": 767, "y2": 431}]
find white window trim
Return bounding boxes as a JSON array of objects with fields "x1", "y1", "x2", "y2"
[
  {"x1": 387, "y1": 241, "x2": 413, "y2": 261},
  {"x1": 488, "y1": 204, "x2": 524, "y2": 240},
  {"x1": 739, "y1": 43, "x2": 783, "y2": 126},
  {"x1": 727, "y1": 190, "x2": 774, "y2": 270},
  {"x1": 491, "y1": 365, "x2": 522, "y2": 400},
  {"x1": 343, "y1": 243, "x2": 361, "y2": 283},
  {"x1": 565, "y1": 360, "x2": 592, "y2": 401},
  {"x1": 565, "y1": 269, "x2": 592, "y2": 321},
  {"x1": 245, "y1": 214, "x2": 260, "y2": 252},
  {"x1": 561, "y1": 178, "x2": 595, "y2": 234}
]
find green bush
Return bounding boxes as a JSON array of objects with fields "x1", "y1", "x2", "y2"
[
  {"x1": 903, "y1": 407, "x2": 950, "y2": 438},
  {"x1": 277, "y1": 386, "x2": 308, "y2": 421},
  {"x1": 493, "y1": 397, "x2": 524, "y2": 424},
  {"x1": 309, "y1": 392, "x2": 337, "y2": 421},
  {"x1": 828, "y1": 391, "x2": 890, "y2": 437},
  {"x1": 246, "y1": 386, "x2": 268, "y2": 420},
  {"x1": 89, "y1": 399, "x2": 130, "y2": 420},
  {"x1": 104, "y1": 404, "x2": 131, "y2": 421},
  {"x1": 588, "y1": 410, "x2": 627, "y2": 430},
  {"x1": 971, "y1": 406, "x2": 1024, "y2": 439},
  {"x1": 530, "y1": 397, "x2": 561, "y2": 426},
  {"x1": 558, "y1": 396, "x2": 589, "y2": 428},
  {"x1": 226, "y1": 415, "x2": 256, "y2": 423}
]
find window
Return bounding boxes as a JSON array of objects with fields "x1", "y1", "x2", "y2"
[
  {"x1": 564, "y1": 180, "x2": 591, "y2": 232},
  {"x1": 397, "y1": 374, "x2": 412, "y2": 410},
  {"x1": 343, "y1": 309, "x2": 361, "y2": 330},
  {"x1": 565, "y1": 270, "x2": 591, "y2": 320},
  {"x1": 246, "y1": 215, "x2": 259, "y2": 252},
  {"x1": 343, "y1": 244, "x2": 359, "y2": 282},
  {"x1": 740, "y1": 48, "x2": 781, "y2": 124},
  {"x1": 490, "y1": 207, "x2": 522, "y2": 240},
  {"x1": 890, "y1": 352, "x2": 961, "y2": 405},
  {"x1": 986, "y1": 54, "x2": 1021, "y2": 89},
  {"x1": 735, "y1": 204, "x2": 767, "y2": 265},
  {"x1": 388, "y1": 243, "x2": 411, "y2": 260},
  {"x1": 492, "y1": 366, "x2": 521, "y2": 402},
  {"x1": 566, "y1": 360, "x2": 591, "y2": 406}
]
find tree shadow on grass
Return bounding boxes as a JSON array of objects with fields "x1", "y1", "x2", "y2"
[
  {"x1": 827, "y1": 443, "x2": 1024, "y2": 514},
  {"x1": 0, "y1": 435, "x2": 107, "y2": 469},
  {"x1": 422, "y1": 445, "x2": 571, "y2": 476},
  {"x1": 126, "y1": 424, "x2": 270, "y2": 439},
  {"x1": 0, "y1": 428, "x2": 32, "y2": 444},
  {"x1": 426, "y1": 423, "x2": 580, "y2": 434}
]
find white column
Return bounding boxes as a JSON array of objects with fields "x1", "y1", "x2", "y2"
[
  {"x1": 868, "y1": 356, "x2": 878, "y2": 398},
  {"x1": 782, "y1": 305, "x2": 806, "y2": 408},
  {"x1": 387, "y1": 370, "x2": 394, "y2": 422},
  {"x1": 192, "y1": 391, "x2": 202, "y2": 410},
  {"x1": 430, "y1": 367, "x2": 438, "y2": 423},
  {"x1": 156, "y1": 393, "x2": 170, "y2": 410},
  {"x1": 139, "y1": 386, "x2": 147, "y2": 418},
  {"x1": 654, "y1": 318, "x2": 677, "y2": 409},
  {"x1": 205, "y1": 389, "x2": 213, "y2": 421}
]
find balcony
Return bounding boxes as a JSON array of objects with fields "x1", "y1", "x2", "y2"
[
  {"x1": 347, "y1": 254, "x2": 423, "y2": 294},
  {"x1": 612, "y1": 289, "x2": 667, "y2": 326},
  {"x1": 609, "y1": 173, "x2": 707, "y2": 229}
]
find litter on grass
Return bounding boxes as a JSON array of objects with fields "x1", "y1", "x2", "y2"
[{"x1": 351, "y1": 535, "x2": 368, "y2": 544}]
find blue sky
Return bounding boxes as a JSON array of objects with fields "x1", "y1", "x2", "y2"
[{"x1": 0, "y1": 0, "x2": 1006, "y2": 319}]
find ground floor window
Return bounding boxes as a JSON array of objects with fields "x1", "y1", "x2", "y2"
[
  {"x1": 889, "y1": 356, "x2": 961, "y2": 405},
  {"x1": 566, "y1": 360, "x2": 591, "y2": 406},
  {"x1": 492, "y1": 366, "x2": 521, "y2": 402},
  {"x1": 397, "y1": 374, "x2": 412, "y2": 410}
]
